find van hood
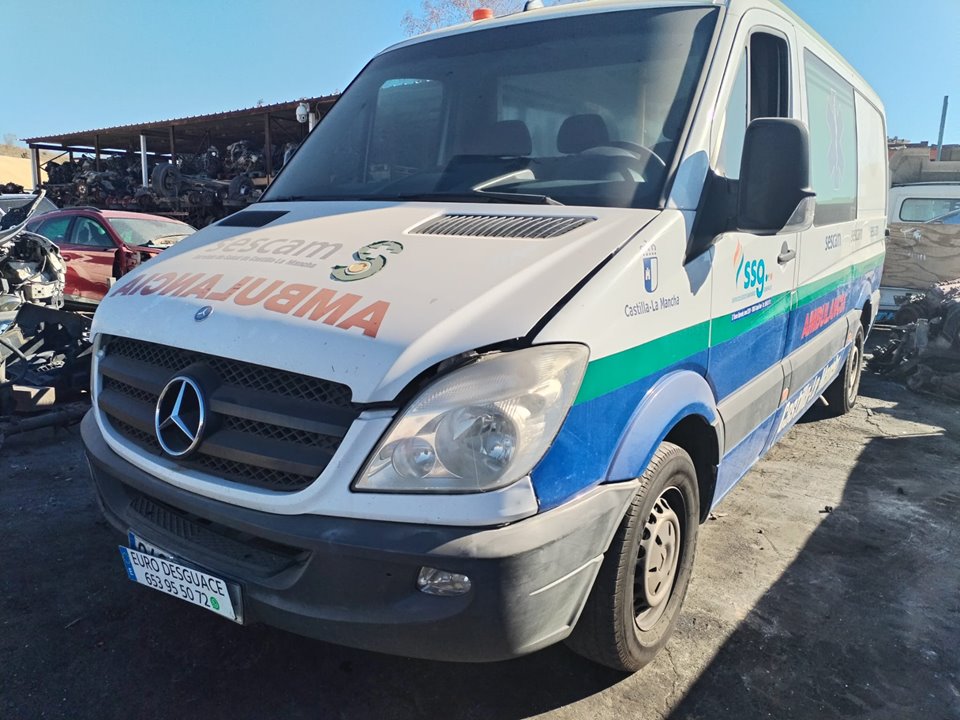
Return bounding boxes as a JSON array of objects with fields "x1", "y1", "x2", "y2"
[{"x1": 93, "y1": 201, "x2": 656, "y2": 402}]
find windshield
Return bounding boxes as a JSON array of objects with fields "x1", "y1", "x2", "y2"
[
  {"x1": 932, "y1": 209, "x2": 960, "y2": 225},
  {"x1": 107, "y1": 217, "x2": 195, "y2": 247},
  {"x1": 265, "y1": 7, "x2": 717, "y2": 210},
  {"x1": 0, "y1": 196, "x2": 58, "y2": 216}
]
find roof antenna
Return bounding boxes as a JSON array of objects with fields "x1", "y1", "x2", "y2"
[{"x1": 524, "y1": 0, "x2": 544, "y2": 10}]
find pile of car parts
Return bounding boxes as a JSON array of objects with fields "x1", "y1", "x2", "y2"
[
  {"x1": 41, "y1": 139, "x2": 297, "y2": 228},
  {"x1": 869, "y1": 278, "x2": 960, "y2": 401},
  {"x1": 0, "y1": 193, "x2": 92, "y2": 450}
]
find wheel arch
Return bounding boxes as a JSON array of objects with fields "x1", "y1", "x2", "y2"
[
  {"x1": 861, "y1": 296, "x2": 874, "y2": 332},
  {"x1": 606, "y1": 370, "x2": 722, "y2": 523}
]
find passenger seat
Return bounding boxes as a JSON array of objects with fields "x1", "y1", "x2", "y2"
[{"x1": 464, "y1": 120, "x2": 533, "y2": 157}]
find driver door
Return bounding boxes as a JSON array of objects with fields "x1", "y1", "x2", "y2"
[
  {"x1": 708, "y1": 18, "x2": 802, "y2": 499},
  {"x1": 61, "y1": 216, "x2": 119, "y2": 303}
]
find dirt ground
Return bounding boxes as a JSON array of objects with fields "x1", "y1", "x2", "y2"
[{"x1": 2, "y1": 369, "x2": 959, "y2": 720}]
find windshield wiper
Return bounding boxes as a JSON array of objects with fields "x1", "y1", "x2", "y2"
[
  {"x1": 263, "y1": 195, "x2": 320, "y2": 202},
  {"x1": 395, "y1": 190, "x2": 563, "y2": 206}
]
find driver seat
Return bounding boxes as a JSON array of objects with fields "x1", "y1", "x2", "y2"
[
  {"x1": 556, "y1": 113, "x2": 638, "y2": 182},
  {"x1": 557, "y1": 114, "x2": 610, "y2": 154}
]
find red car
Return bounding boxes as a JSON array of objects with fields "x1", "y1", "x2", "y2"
[{"x1": 27, "y1": 208, "x2": 195, "y2": 305}]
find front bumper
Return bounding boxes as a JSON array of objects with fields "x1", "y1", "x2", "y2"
[{"x1": 82, "y1": 411, "x2": 637, "y2": 662}]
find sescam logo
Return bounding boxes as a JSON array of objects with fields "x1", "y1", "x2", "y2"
[
  {"x1": 734, "y1": 241, "x2": 769, "y2": 300},
  {"x1": 110, "y1": 272, "x2": 390, "y2": 338}
]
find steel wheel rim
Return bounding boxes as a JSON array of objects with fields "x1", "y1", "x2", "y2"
[
  {"x1": 634, "y1": 488, "x2": 683, "y2": 632},
  {"x1": 846, "y1": 338, "x2": 862, "y2": 405}
]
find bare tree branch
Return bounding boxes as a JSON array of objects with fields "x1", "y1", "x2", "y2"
[{"x1": 401, "y1": 0, "x2": 525, "y2": 36}]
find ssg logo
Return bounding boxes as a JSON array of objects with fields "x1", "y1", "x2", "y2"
[{"x1": 734, "y1": 241, "x2": 769, "y2": 299}]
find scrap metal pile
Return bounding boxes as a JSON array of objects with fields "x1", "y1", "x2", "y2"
[
  {"x1": 42, "y1": 140, "x2": 295, "y2": 227},
  {"x1": 0, "y1": 193, "x2": 91, "y2": 448},
  {"x1": 869, "y1": 278, "x2": 960, "y2": 401}
]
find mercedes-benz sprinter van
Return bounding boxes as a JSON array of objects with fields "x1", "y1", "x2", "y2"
[{"x1": 85, "y1": 0, "x2": 887, "y2": 671}]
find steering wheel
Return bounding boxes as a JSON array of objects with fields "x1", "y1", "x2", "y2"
[{"x1": 580, "y1": 142, "x2": 667, "y2": 182}]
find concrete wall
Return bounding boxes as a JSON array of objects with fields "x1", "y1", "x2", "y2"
[{"x1": 889, "y1": 146, "x2": 960, "y2": 185}]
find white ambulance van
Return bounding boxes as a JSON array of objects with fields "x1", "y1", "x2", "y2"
[{"x1": 85, "y1": 0, "x2": 886, "y2": 671}]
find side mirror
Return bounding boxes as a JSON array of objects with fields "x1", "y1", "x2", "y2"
[
  {"x1": 114, "y1": 247, "x2": 141, "y2": 279},
  {"x1": 738, "y1": 118, "x2": 816, "y2": 235}
]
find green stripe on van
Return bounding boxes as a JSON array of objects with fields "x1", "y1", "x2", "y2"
[
  {"x1": 575, "y1": 321, "x2": 709, "y2": 404},
  {"x1": 573, "y1": 253, "x2": 884, "y2": 405},
  {"x1": 796, "y1": 255, "x2": 883, "y2": 306}
]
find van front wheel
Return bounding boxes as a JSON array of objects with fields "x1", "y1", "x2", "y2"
[{"x1": 566, "y1": 442, "x2": 699, "y2": 672}]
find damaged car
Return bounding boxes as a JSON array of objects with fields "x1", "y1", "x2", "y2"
[
  {"x1": 25, "y1": 208, "x2": 195, "y2": 306},
  {"x1": 0, "y1": 193, "x2": 66, "y2": 330},
  {"x1": 1, "y1": 193, "x2": 91, "y2": 427}
]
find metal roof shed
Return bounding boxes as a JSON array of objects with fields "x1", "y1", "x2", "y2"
[{"x1": 22, "y1": 95, "x2": 339, "y2": 189}]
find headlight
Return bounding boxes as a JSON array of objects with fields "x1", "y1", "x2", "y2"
[{"x1": 354, "y1": 344, "x2": 589, "y2": 494}]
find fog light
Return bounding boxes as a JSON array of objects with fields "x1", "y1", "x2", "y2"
[{"x1": 417, "y1": 567, "x2": 472, "y2": 596}]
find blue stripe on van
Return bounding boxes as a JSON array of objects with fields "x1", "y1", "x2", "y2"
[{"x1": 532, "y1": 258, "x2": 882, "y2": 511}]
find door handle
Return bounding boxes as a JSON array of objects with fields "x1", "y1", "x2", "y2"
[{"x1": 777, "y1": 244, "x2": 796, "y2": 265}]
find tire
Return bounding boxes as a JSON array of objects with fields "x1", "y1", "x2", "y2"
[
  {"x1": 822, "y1": 325, "x2": 864, "y2": 417},
  {"x1": 228, "y1": 174, "x2": 254, "y2": 202},
  {"x1": 151, "y1": 163, "x2": 181, "y2": 199},
  {"x1": 566, "y1": 442, "x2": 700, "y2": 672}
]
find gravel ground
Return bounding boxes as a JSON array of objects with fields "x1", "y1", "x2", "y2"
[{"x1": 2, "y1": 372, "x2": 959, "y2": 720}]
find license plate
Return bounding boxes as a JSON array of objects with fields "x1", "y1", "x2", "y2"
[
  {"x1": 127, "y1": 531, "x2": 177, "y2": 561},
  {"x1": 118, "y1": 544, "x2": 240, "y2": 622}
]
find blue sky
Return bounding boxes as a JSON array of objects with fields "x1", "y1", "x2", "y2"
[{"x1": 1, "y1": 0, "x2": 957, "y2": 146}]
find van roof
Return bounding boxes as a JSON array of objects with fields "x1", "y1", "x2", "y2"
[{"x1": 384, "y1": 0, "x2": 879, "y2": 108}]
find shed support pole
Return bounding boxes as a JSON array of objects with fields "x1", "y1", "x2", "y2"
[
  {"x1": 169, "y1": 126, "x2": 176, "y2": 163},
  {"x1": 95, "y1": 134, "x2": 101, "y2": 172},
  {"x1": 30, "y1": 148, "x2": 40, "y2": 191},
  {"x1": 264, "y1": 113, "x2": 273, "y2": 178},
  {"x1": 140, "y1": 134, "x2": 149, "y2": 187}
]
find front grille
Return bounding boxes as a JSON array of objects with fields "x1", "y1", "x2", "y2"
[
  {"x1": 128, "y1": 490, "x2": 306, "y2": 577},
  {"x1": 410, "y1": 213, "x2": 595, "y2": 239},
  {"x1": 97, "y1": 337, "x2": 362, "y2": 492},
  {"x1": 107, "y1": 337, "x2": 353, "y2": 407}
]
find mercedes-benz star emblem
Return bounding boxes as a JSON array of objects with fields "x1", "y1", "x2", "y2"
[
  {"x1": 195, "y1": 306, "x2": 213, "y2": 322},
  {"x1": 155, "y1": 376, "x2": 207, "y2": 457}
]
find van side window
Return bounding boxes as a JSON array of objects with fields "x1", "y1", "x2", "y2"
[
  {"x1": 718, "y1": 51, "x2": 748, "y2": 178},
  {"x1": 805, "y1": 50, "x2": 858, "y2": 225},
  {"x1": 718, "y1": 33, "x2": 790, "y2": 179},
  {"x1": 750, "y1": 34, "x2": 789, "y2": 120},
  {"x1": 854, "y1": 93, "x2": 887, "y2": 219}
]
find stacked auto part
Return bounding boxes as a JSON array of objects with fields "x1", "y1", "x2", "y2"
[
  {"x1": 869, "y1": 278, "x2": 960, "y2": 401},
  {"x1": 40, "y1": 138, "x2": 293, "y2": 228}
]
